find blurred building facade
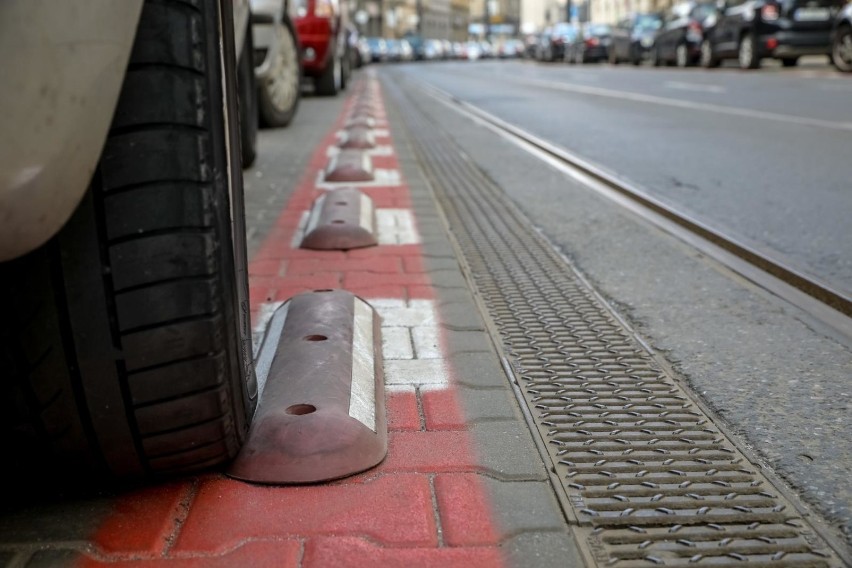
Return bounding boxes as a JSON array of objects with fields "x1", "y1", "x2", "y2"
[
  {"x1": 590, "y1": 0, "x2": 675, "y2": 24},
  {"x1": 353, "y1": 0, "x2": 468, "y2": 38},
  {"x1": 470, "y1": 0, "x2": 521, "y2": 37}
]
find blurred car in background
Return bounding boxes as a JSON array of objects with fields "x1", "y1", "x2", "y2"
[
  {"x1": 702, "y1": 0, "x2": 845, "y2": 69},
  {"x1": 251, "y1": 0, "x2": 301, "y2": 128},
  {"x1": 1, "y1": 0, "x2": 257, "y2": 480},
  {"x1": 651, "y1": 1, "x2": 717, "y2": 67},
  {"x1": 567, "y1": 23, "x2": 612, "y2": 63},
  {"x1": 466, "y1": 40, "x2": 483, "y2": 60},
  {"x1": 537, "y1": 23, "x2": 579, "y2": 61},
  {"x1": 609, "y1": 13, "x2": 663, "y2": 64},
  {"x1": 386, "y1": 38, "x2": 403, "y2": 61},
  {"x1": 366, "y1": 37, "x2": 388, "y2": 62},
  {"x1": 831, "y1": 2, "x2": 852, "y2": 71},
  {"x1": 423, "y1": 39, "x2": 444, "y2": 60},
  {"x1": 295, "y1": 0, "x2": 349, "y2": 95}
]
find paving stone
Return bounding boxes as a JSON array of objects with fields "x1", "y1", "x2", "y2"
[
  {"x1": 455, "y1": 387, "x2": 520, "y2": 424},
  {"x1": 441, "y1": 329, "x2": 493, "y2": 355},
  {"x1": 375, "y1": 303, "x2": 437, "y2": 327},
  {"x1": 302, "y1": 537, "x2": 502, "y2": 568},
  {"x1": 437, "y1": 301, "x2": 487, "y2": 331},
  {"x1": 436, "y1": 474, "x2": 565, "y2": 546},
  {"x1": 173, "y1": 474, "x2": 437, "y2": 552},
  {"x1": 502, "y1": 531, "x2": 586, "y2": 568},
  {"x1": 382, "y1": 326, "x2": 414, "y2": 360},
  {"x1": 384, "y1": 358, "x2": 448, "y2": 387},
  {"x1": 470, "y1": 421, "x2": 549, "y2": 481},
  {"x1": 24, "y1": 550, "x2": 78, "y2": 568},
  {"x1": 387, "y1": 388, "x2": 420, "y2": 432},
  {"x1": 382, "y1": 431, "x2": 478, "y2": 473},
  {"x1": 448, "y1": 352, "x2": 511, "y2": 389},
  {"x1": 71, "y1": 541, "x2": 303, "y2": 567},
  {"x1": 411, "y1": 326, "x2": 442, "y2": 359}
]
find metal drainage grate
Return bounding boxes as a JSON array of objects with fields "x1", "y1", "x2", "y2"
[{"x1": 386, "y1": 80, "x2": 845, "y2": 568}]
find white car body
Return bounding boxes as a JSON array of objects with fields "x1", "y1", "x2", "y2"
[{"x1": 0, "y1": 0, "x2": 249, "y2": 262}]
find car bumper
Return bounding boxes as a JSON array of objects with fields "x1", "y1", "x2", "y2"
[
  {"x1": 295, "y1": 18, "x2": 333, "y2": 74},
  {"x1": 759, "y1": 29, "x2": 833, "y2": 57}
]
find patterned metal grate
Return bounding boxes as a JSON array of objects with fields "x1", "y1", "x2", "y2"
[{"x1": 387, "y1": 79, "x2": 845, "y2": 567}]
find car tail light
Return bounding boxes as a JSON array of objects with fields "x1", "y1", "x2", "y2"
[
  {"x1": 585, "y1": 37, "x2": 600, "y2": 47},
  {"x1": 761, "y1": 3, "x2": 779, "y2": 20},
  {"x1": 766, "y1": 37, "x2": 779, "y2": 49},
  {"x1": 315, "y1": 0, "x2": 334, "y2": 18},
  {"x1": 688, "y1": 21, "x2": 702, "y2": 33}
]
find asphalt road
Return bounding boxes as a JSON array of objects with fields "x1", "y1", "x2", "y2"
[{"x1": 390, "y1": 59, "x2": 852, "y2": 298}]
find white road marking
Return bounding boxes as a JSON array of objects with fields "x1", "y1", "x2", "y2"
[
  {"x1": 253, "y1": 301, "x2": 288, "y2": 399},
  {"x1": 376, "y1": 209, "x2": 420, "y2": 245},
  {"x1": 495, "y1": 76, "x2": 852, "y2": 132},
  {"x1": 664, "y1": 81, "x2": 727, "y2": 94}
]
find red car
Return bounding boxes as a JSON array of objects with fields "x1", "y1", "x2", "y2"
[{"x1": 295, "y1": 0, "x2": 349, "y2": 96}]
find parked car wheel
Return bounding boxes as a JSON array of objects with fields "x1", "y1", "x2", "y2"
[
  {"x1": 631, "y1": 46, "x2": 642, "y2": 65},
  {"x1": 315, "y1": 52, "x2": 341, "y2": 96},
  {"x1": 833, "y1": 25, "x2": 852, "y2": 72},
  {"x1": 700, "y1": 39, "x2": 720, "y2": 68},
  {"x1": 676, "y1": 43, "x2": 690, "y2": 67},
  {"x1": 739, "y1": 33, "x2": 760, "y2": 69},
  {"x1": 238, "y1": 16, "x2": 258, "y2": 168},
  {"x1": 0, "y1": 0, "x2": 256, "y2": 481},
  {"x1": 257, "y1": 15, "x2": 301, "y2": 127},
  {"x1": 650, "y1": 45, "x2": 662, "y2": 66}
]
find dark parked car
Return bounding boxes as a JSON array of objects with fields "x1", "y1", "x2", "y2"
[
  {"x1": 567, "y1": 23, "x2": 613, "y2": 63},
  {"x1": 701, "y1": 0, "x2": 845, "y2": 69},
  {"x1": 830, "y1": 2, "x2": 852, "y2": 72},
  {"x1": 537, "y1": 23, "x2": 579, "y2": 61},
  {"x1": 651, "y1": 1, "x2": 718, "y2": 67},
  {"x1": 609, "y1": 13, "x2": 663, "y2": 65}
]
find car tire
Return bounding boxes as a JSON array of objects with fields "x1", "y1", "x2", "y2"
[
  {"x1": 738, "y1": 33, "x2": 760, "y2": 69},
  {"x1": 700, "y1": 39, "x2": 720, "y2": 68},
  {"x1": 609, "y1": 48, "x2": 619, "y2": 64},
  {"x1": 832, "y1": 25, "x2": 852, "y2": 72},
  {"x1": 0, "y1": 0, "x2": 256, "y2": 481},
  {"x1": 780, "y1": 57, "x2": 798, "y2": 67},
  {"x1": 341, "y1": 47, "x2": 351, "y2": 91},
  {"x1": 650, "y1": 46, "x2": 662, "y2": 67},
  {"x1": 238, "y1": 16, "x2": 258, "y2": 168},
  {"x1": 676, "y1": 43, "x2": 690, "y2": 67},
  {"x1": 257, "y1": 15, "x2": 302, "y2": 128},
  {"x1": 315, "y1": 51, "x2": 341, "y2": 96},
  {"x1": 631, "y1": 45, "x2": 642, "y2": 65}
]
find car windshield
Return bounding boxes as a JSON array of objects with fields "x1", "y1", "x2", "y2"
[
  {"x1": 586, "y1": 24, "x2": 611, "y2": 36},
  {"x1": 554, "y1": 23, "x2": 577, "y2": 37},
  {"x1": 635, "y1": 14, "x2": 663, "y2": 30}
]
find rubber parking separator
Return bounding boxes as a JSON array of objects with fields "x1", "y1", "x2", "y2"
[
  {"x1": 228, "y1": 290, "x2": 387, "y2": 484},
  {"x1": 346, "y1": 116, "x2": 376, "y2": 129},
  {"x1": 324, "y1": 149, "x2": 375, "y2": 182},
  {"x1": 300, "y1": 188, "x2": 377, "y2": 250},
  {"x1": 338, "y1": 125, "x2": 377, "y2": 150}
]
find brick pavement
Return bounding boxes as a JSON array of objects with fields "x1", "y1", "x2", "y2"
[{"x1": 0, "y1": 71, "x2": 578, "y2": 568}]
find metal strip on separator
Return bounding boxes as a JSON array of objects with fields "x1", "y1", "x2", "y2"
[{"x1": 383, "y1": 78, "x2": 847, "y2": 568}]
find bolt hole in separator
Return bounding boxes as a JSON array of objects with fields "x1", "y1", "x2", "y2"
[{"x1": 228, "y1": 290, "x2": 386, "y2": 484}]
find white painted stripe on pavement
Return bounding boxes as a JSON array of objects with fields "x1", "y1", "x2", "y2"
[
  {"x1": 664, "y1": 81, "x2": 727, "y2": 94},
  {"x1": 376, "y1": 209, "x2": 420, "y2": 245}
]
